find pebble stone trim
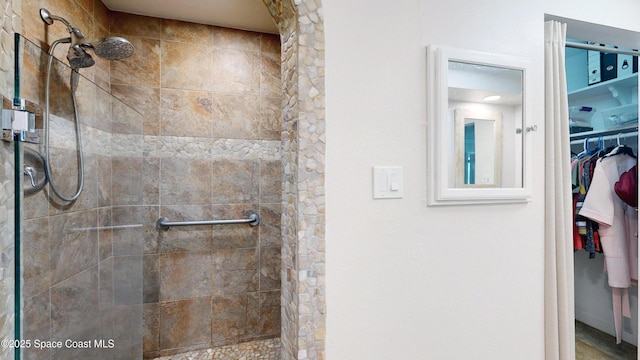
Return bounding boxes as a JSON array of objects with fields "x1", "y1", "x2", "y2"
[
  {"x1": 260, "y1": 1, "x2": 326, "y2": 359},
  {"x1": 153, "y1": 338, "x2": 281, "y2": 360}
]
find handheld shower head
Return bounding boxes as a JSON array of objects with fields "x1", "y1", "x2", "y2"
[{"x1": 67, "y1": 44, "x2": 95, "y2": 69}]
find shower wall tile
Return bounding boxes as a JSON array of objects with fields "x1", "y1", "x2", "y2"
[
  {"x1": 212, "y1": 248, "x2": 259, "y2": 296},
  {"x1": 213, "y1": 27, "x2": 261, "y2": 52},
  {"x1": 161, "y1": 41, "x2": 213, "y2": 91},
  {"x1": 76, "y1": 0, "x2": 94, "y2": 17},
  {"x1": 159, "y1": 252, "x2": 212, "y2": 301},
  {"x1": 111, "y1": 205, "x2": 144, "y2": 255},
  {"x1": 210, "y1": 205, "x2": 259, "y2": 250},
  {"x1": 260, "y1": 159, "x2": 283, "y2": 203},
  {"x1": 111, "y1": 84, "x2": 160, "y2": 136},
  {"x1": 112, "y1": 97, "x2": 144, "y2": 134},
  {"x1": 212, "y1": 158, "x2": 259, "y2": 204},
  {"x1": 211, "y1": 293, "x2": 257, "y2": 344},
  {"x1": 160, "y1": 157, "x2": 212, "y2": 205},
  {"x1": 49, "y1": 210, "x2": 99, "y2": 284},
  {"x1": 93, "y1": 0, "x2": 110, "y2": 32},
  {"x1": 143, "y1": 156, "x2": 160, "y2": 205},
  {"x1": 109, "y1": 11, "x2": 163, "y2": 39},
  {"x1": 97, "y1": 154, "x2": 112, "y2": 207},
  {"x1": 111, "y1": 156, "x2": 143, "y2": 206},
  {"x1": 144, "y1": 302, "x2": 160, "y2": 355},
  {"x1": 259, "y1": 203, "x2": 282, "y2": 248},
  {"x1": 114, "y1": 255, "x2": 143, "y2": 306},
  {"x1": 212, "y1": 93, "x2": 260, "y2": 139},
  {"x1": 212, "y1": 49, "x2": 261, "y2": 95},
  {"x1": 97, "y1": 207, "x2": 113, "y2": 261},
  {"x1": 160, "y1": 88, "x2": 213, "y2": 137},
  {"x1": 159, "y1": 298, "x2": 212, "y2": 350},
  {"x1": 260, "y1": 95, "x2": 282, "y2": 140},
  {"x1": 110, "y1": 36, "x2": 161, "y2": 87},
  {"x1": 260, "y1": 247, "x2": 281, "y2": 291},
  {"x1": 259, "y1": 290, "x2": 281, "y2": 336},
  {"x1": 22, "y1": 291, "x2": 51, "y2": 360},
  {"x1": 23, "y1": 188, "x2": 49, "y2": 220},
  {"x1": 22, "y1": 217, "x2": 51, "y2": 298},
  {"x1": 162, "y1": 19, "x2": 212, "y2": 45},
  {"x1": 143, "y1": 205, "x2": 161, "y2": 254},
  {"x1": 260, "y1": 34, "x2": 281, "y2": 54},
  {"x1": 143, "y1": 254, "x2": 159, "y2": 303},
  {"x1": 261, "y1": 52, "x2": 281, "y2": 98},
  {"x1": 76, "y1": 78, "x2": 99, "y2": 128},
  {"x1": 104, "y1": 13, "x2": 283, "y2": 354},
  {"x1": 99, "y1": 257, "x2": 114, "y2": 314},
  {"x1": 111, "y1": 304, "x2": 144, "y2": 358},
  {"x1": 50, "y1": 265, "x2": 99, "y2": 340}
]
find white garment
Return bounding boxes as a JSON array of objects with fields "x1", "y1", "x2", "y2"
[{"x1": 579, "y1": 152, "x2": 638, "y2": 344}]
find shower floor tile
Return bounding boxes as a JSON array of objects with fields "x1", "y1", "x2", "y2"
[{"x1": 153, "y1": 338, "x2": 281, "y2": 360}]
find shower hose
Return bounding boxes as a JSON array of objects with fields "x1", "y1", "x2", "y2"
[{"x1": 43, "y1": 38, "x2": 85, "y2": 202}]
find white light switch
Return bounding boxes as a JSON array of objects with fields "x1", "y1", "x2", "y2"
[{"x1": 373, "y1": 166, "x2": 404, "y2": 199}]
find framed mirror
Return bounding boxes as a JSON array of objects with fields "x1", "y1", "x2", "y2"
[{"x1": 427, "y1": 45, "x2": 533, "y2": 205}]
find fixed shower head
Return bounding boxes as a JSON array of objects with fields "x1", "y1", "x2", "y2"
[
  {"x1": 40, "y1": 8, "x2": 133, "y2": 69},
  {"x1": 92, "y1": 37, "x2": 135, "y2": 60}
]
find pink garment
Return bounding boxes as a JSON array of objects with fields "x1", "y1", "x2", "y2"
[{"x1": 579, "y1": 153, "x2": 638, "y2": 344}]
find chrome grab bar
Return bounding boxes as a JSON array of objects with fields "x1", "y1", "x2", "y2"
[{"x1": 156, "y1": 213, "x2": 260, "y2": 231}]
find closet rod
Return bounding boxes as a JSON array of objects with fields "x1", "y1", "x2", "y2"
[
  {"x1": 565, "y1": 41, "x2": 639, "y2": 57},
  {"x1": 569, "y1": 131, "x2": 638, "y2": 146}
]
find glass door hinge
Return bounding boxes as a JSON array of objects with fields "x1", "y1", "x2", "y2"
[{"x1": 2, "y1": 108, "x2": 39, "y2": 143}]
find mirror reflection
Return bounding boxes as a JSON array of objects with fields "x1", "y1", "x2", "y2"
[
  {"x1": 455, "y1": 109, "x2": 502, "y2": 187},
  {"x1": 448, "y1": 61, "x2": 523, "y2": 189}
]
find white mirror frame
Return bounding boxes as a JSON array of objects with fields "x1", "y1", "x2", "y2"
[{"x1": 427, "y1": 45, "x2": 533, "y2": 206}]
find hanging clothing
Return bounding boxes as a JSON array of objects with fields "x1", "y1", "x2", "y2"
[{"x1": 579, "y1": 150, "x2": 638, "y2": 344}]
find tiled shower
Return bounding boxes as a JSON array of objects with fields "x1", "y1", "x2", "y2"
[{"x1": 15, "y1": 0, "x2": 283, "y2": 358}]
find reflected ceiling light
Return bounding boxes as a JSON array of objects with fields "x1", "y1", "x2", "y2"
[{"x1": 483, "y1": 95, "x2": 501, "y2": 101}]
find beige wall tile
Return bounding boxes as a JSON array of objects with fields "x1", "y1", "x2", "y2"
[
  {"x1": 111, "y1": 84, "x2": 160, "y2": 136},
  {"x1": 159, "y1": 252, "x2": 212, "y2": 301},
  {"x1": 260, "y1": 51, "x2": 281, "y2": 97},
  {"x1": 212, "y1": 159, "x2": 259, "y2": 204},
  {"x1": 110, "y1": 11, "x2": 162, "y2": 39},
  {"x1": 159, "y1": 298, "x2": 211, "y2": 350},
  {"x1": 213, "y1": 27, "x2": 260, "y2": 52},
  {"x1": 212, "y1": 93, "x2": 259, "y2": 139},
  {"x1": 161, "y1": 41, "x2": 213, "y2": 91},
  {"x1": 110, "y1": 36, "x2": 160, "y2": 87},
  {"x1": 212, "y1": 248, "x2": 259, "y2": 296},
  {"x1": 212, "y1": 49, "x2": 260, "y2": 95},
  {"x1": 162, "y1": 19, "x2": 212, "y2": 45},
  {"x1": 259, "y1": 96, "x2": 282, "y2": 140},
  {"x1": 160, "y1": 88, "x2": 213, "y2": 137},
  {"x1": 259, "y1": 247, "x2": 280, "y2": 291},
  {"x1": 210, "y1": 205, "x2": 259, "y2": 250},
  {"x1": 160, "y1": 157, "x2": 212, "y2": 205}
]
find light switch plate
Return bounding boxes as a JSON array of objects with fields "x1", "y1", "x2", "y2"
[{"x1": 373, "y1": 166, "x2": 404, "y2": 199}]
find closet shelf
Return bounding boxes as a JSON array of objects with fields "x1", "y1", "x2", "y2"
[
  {"x1": 569, "y1": 124, "x2": 638, "y2": 142},
  {"x1": 568, "y1": 73, "x2": 638, "y2": 103}
]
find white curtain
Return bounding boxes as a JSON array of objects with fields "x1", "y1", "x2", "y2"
[{"x1": 544, "y1": 20, "x2": 575, "y2": 360}]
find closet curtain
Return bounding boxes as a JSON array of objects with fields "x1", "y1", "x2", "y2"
[{"x1": 544, "y1": 20, "x2": 575, "y2": 360}]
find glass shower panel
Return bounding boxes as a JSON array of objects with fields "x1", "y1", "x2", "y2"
[{"x1": 14, "y1": 34, "x2": 143, "y2": 359}]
